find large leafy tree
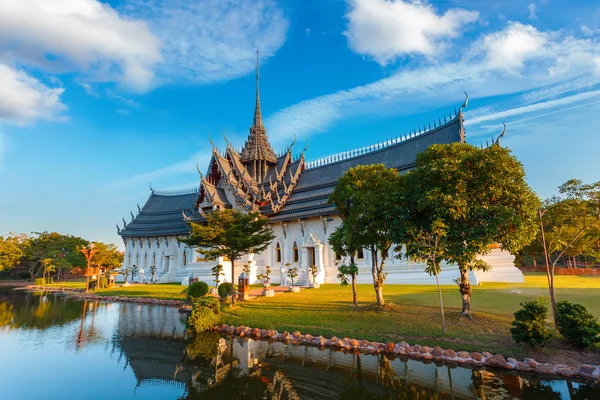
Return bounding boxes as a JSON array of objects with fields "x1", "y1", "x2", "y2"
[
  {"x1": 90, "y1": 242, "x2": 123, "y2": 288},
  {"x1": 537, "y1": 179, "x2": 600, "y2": 327},
  {"x1": 0, "y1": 234, "x2": 28, "y2": 272},
  {"x1": 24, "y1": 232, "x2": 88, "y2": 280},
  {"x1": 397, "y1": 143, "x2": 538, "y2": 317},
  {"x1": 181, "y1": 209, "x2": 275, "y2": 306},
  {"x1": 329, "y1": 164, "x2": 400, "y2": 306}
]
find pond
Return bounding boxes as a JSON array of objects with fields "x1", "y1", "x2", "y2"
[{"x1": 0, "y1": 288, "x2": 599, "y2": 399}]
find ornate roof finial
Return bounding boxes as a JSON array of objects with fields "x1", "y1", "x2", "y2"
[
  {"x1": 253, "y1": 49, "x2": 263, "y2": 129},
  {"x1": 149, "y1": 182, "x2": 154, "y2": 192},
  {"x1": 208, "y1": 132, "x2": 215, "y2": 150},
  {"x1": 196, "y1": 162, "x2": 203, "y2": 178},
  {"x1": 495, "y1": 123, "x2": 507, "y2": 146},
  {"x1": 222, "y1": 130, "x2": 230, "y2": 148},
  {"x1": 459, "y1": 91, "x2": 469, "y2": 113}
]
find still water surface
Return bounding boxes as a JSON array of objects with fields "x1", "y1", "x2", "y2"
[{"x1": 0, "y1": 289, "x2": 599, "y2": 400}]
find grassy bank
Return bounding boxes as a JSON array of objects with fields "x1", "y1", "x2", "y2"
[
  {"x1": 220, "y1": 273, "x2": 600, "y2": 364},
  {"x1": 44, "y1": 281, "x2": 186, "y2": 300}
]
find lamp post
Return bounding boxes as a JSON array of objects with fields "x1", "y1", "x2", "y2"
[{"x1": 80, "y1": 243, "x2": 97, "y2": 293}]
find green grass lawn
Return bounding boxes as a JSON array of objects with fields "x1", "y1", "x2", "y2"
[
  {"x1": 93, "y1": 284, "x2": 186, "y2": 300},
  {"x1": 220, "y1": 273, "x2": 600, "y2": 362}
]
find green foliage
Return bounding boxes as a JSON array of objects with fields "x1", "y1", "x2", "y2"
[
  {"x1": 395, "y1": 143, "x2": 539, "y2": 271},
  {"x1": 122, "y1": 266, "x2": 131, "y2": 283},
  {"x1": 242, "y1": 262, "x2": 252, "y2": 275},
  {"x1": 181, "y1": 210, "x2": 275, "y2": 262},
  {"x1": 34, "y1": 277, "x2": 51, "y2": 285},
  {"x1": 187, "y1": 281, "x2": 209, "y2": 300},
  {"x1": 329, "y1": 164, "x2": 401, "y2": 305},
  {"x1": 131, "y1": 265, "x2": 138, "y2": 280},
  {"x1": 256, "y1": 265, "x2": 271, "y2": 288},
  {"x1": 188, "y1": 301, "x2": 220, "y2": 334},
  {"x1": 196, "y1": 296, "x2": 220, "y2": 315},
  {"x1": 90, "y1": 242, "x2": 123, "y2": 276},
  {"x1": 337, "y1": 262, "x2": 358, "y2": 287},
  {"x1": 218, "y1": 282, "x2": 233, "y2": 300},
  {"x1": 0, "y1": 234, "x2": 27, "y2": 272},
  {"x1": 556, "y1": 300, "x2": 600, "y2": 349},
  {"x1": 181, "y1": 209, "x2": 275, "y2": 304},
  {"x1": 211, "y1": 264, "x2": 225, "y2": 287},
  {"x1": 24, "y1": 232, "x2": 88, "y2": 278},
  {"x1": 510, "y1": 299, "x2": 552, "y2": 348},
  {"x1": 287, "y1": 267, "x2": 298, "y2": 286}
]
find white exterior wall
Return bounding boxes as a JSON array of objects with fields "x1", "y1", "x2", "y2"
[{"x1": 122, "y1": 215, "x2": 524, "y2": 286}]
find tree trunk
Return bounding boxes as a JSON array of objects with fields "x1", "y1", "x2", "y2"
[
  {"x1": 435, "y1": 273, "x2": 446, "y2": 335},
  {"x1": 539, "y1": 209, "x2": 558, "y2": 328},
  {"x1": 371, "y1": 246, "x2": 385, "y2": 306},
  {"x1": 230, "y1": 259, "x2": 237, "y2": 306},
  {"x1": 458, "y1": 266, "x2": 471, "y2": 318},
  {"x1": 351, "y1": 272, "x2": 357, "y2": 307}
]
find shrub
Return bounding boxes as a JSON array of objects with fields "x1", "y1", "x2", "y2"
[
  {"x1": 188, "y1": 304, "x2": 220, "y2": 334},
  {"x1": 556, "y1": 300, "x2": 600, "y2": 349},
  {"x1": 218, "y1": 282, "x2": 233, "y2": 300},
  {"x1": 510, "y1": 299, "x2": 552, "y2": 348},
  {"x1": 187, "y1": 281, "x2": 209, "y2": 300},
  {"x1": 186, "y1": 331, "x2": 221, "y2": 361},
  {"x1": 196, "y1": 296, "x2": 220, "y2": 315},
  {"x1": 34, "y1": 278, "x2": 45, "y2": 285}
]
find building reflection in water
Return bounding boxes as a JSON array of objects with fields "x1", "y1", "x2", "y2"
[{"x1": 108, "y1": 302, "x2": 600, "y2": 400}]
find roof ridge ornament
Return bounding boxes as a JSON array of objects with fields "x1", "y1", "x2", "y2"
[
  {"x1": 459, "y1": 91, "x2": 469, "y2": 113},
  {"x1": 495, "y1": 123, "x2": 507, "y2": 147},
  {"x1": 150, "y1": 182, "x2": 154, "y2": 192}
]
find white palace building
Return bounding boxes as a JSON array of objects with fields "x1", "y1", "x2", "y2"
[{"x1": 117, "y1": 57, "x2": 524, "y2": 287}]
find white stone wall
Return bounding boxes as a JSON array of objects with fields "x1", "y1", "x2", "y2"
[{"x1": 123, "y1": 215, "x2": 523, "y2": 286}]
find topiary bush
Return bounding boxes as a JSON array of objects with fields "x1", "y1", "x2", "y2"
[
  {"x1": 187, "y1": 281, "x2": 209, "y2": 300},
  {"x1": 218, "y1": 282, "x2": 233, "y2": 300},
  {"x1": 510, "y1": 299, "x2": 552, "y2": 348},
  {"x1": 188, "y1": 303, "x2": 220, "y2": 333},
  {"x1": 196, "y1": 296, "x2": 220, "y2": 315},
  {"x1": 556, "y1": 300, "x2": 600, "y2": 349}
]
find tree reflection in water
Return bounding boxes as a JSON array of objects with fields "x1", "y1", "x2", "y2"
[{"x1": 0, "y1": 290, "x2": 82, "y2": 330}]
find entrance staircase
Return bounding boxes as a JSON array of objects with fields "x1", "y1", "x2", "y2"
[{"x1": 295, "y1": 268, "x2": 309, "y2": 287}]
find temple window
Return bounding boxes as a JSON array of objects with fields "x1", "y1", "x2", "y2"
[
  {"x1": 293, "y1": 242, "x2": 299, "y2": 262},
  {"x1": 276, "y1": 242, "x2": 282, "y2": 263},
  {"x1": 183, "y1": 250, "x2": 187, "y2": 266},
  {"x1": 356, "y1": 248, "x2": 364, "y2": 260},
  {"x1": 143, "y1": 253, "x2": 147, "y2": 267},
  {"x1": 152, "y1": 253, "x2": 156, "y2": 266}
]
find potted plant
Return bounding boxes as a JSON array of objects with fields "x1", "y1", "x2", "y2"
[
  {"x1": 287, "y1": 266, "x2": 299, "y2": 292},
  {"x1": 257, "y1": 265, "x2": 274, "y2": 297},
  {"x1": 210, "y1": 264, "x2": 224, "y2": 294},
  {"x1": 308, "y1": 264, "x2": 320, "y2": 288}
]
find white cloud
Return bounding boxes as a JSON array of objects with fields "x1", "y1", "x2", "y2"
[
  {"x1": 267, "y1": 22, "x2": 600, "y2": 141},
  {"x1": 0, "y1": 0, "x2": 162, "y2": 93},
  {"x1": 124, "y1": 0, "x2": 288, "y2": 83},
  {"x1": 108, "y1": 151, "x2": 211, "y2": 189},
  {"x1": 480, "y1": 22, "x2": 546, "y2": 70},
  {"x1": 344, "y1": 0, "x2": 479, "y2": 64},
  {"x1": 528, "y1": 3, "x2": 537, "y2": 20},
  {"x1": 468, "y1": 90, "x2": 600, "y2": 125},
  {"x1": 0, "y1": 64, "x2": 67, "y2": 125}
]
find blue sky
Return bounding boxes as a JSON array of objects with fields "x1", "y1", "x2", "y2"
[{"x1": 1, "y1": 0, "x2": 600, "y2": 247}]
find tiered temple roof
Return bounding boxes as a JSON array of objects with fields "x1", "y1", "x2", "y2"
[{"x1": 119, "y1": 57, "x2": 467, "y2": 238}]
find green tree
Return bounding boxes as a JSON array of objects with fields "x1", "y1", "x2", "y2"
[
  {"x1": 149, "y1": 265, "x2": 157, "y2": 282},
  {"x1": 398, "y1": 219, "x2": 449, "y2": 334},
  {"x1": 537, "y1": 179, "x2": 600, "y2": 326},
  {"x1": 24, "y1": 232, "x2": 88, "y2": 281},
  {"x1": 90, "y1": 242, "x2": 123, "y2": 288},
  {"x1": 0, "y1": 234, "x2": 28, "y2": 272},
  {"x1": 399, "y1": 143, "x2": 538, "y2": 317},
  {"x1": 329, "y1": 164, "x2": 400, "y2": 306},
  {"x1": 181, "y1": 209, "x2": 275, "y2": 306},
  {"x1": 211, "y1": 264, "x2": 225, "y2": 288},
  {"x1": 330, "y1": 226, "x2": 361, "y2": 306}
]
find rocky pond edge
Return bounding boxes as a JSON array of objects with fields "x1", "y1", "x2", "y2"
[
  {"x1": 214, "y1": 324, "x2": 600, "y2": 382},
  {"x1": 19, "y1": 286, "x2": 600, "y2": 382}
]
